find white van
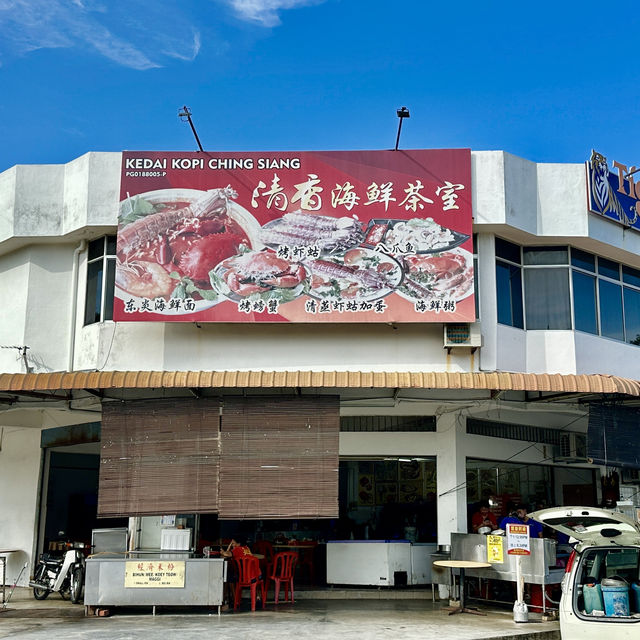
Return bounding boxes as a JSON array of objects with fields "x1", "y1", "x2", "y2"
[{"x1": 531, "y1": 506, "x2": 640, "y2": 640}]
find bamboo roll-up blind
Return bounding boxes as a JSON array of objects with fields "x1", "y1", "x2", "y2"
[
  {"x1": 98, "y1": 398, "x2": 220, "y2": 517},
  {"x1": 219, "y1": 396, "x2": 339, "y2": 519}
]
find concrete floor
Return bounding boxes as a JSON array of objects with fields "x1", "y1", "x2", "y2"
[{"x1": 1, "y1": 587, "x2": 560, "y2": 640}]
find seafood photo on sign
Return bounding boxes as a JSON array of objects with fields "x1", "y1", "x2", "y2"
[
  {"x1": 210, "y1": 248, "x2": 309, "y2": 303},
  {"x1": 305, "y1": 248, "x2": 403, "y2": 301},
  {"x1": 396, "y1": 248, "x2": 474, "y2": 303},
  {"x1": 115, "y1": 188, "x2": 262, "y2": 312},
  {"x1": 362, "y1": 217, "x2": 469, "y2": 253},
  {"x1": 260, "y1": 211, "x2": 364, "y2": 253}
]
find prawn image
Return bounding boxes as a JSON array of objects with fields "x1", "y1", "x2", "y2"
[{"x1": 115, "y1": 187, "x2": 255, "y2": 301}]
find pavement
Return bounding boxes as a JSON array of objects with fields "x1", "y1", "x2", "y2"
[{"x1": 0, "y1": 587, "x2": 561, "y2": 640}]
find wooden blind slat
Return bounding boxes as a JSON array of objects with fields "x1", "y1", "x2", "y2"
[
  {"x1": 98, "y1": 398, "x2": 220, "y2": 517},
  {"x1": 218, "y1": 396, "x2": 339, "y2": 519}
]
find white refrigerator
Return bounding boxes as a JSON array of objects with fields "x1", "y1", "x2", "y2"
[{"x1": 326, "y1": 541, "x2": 412, "y2": 586}]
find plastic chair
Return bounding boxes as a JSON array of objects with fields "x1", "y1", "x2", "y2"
[
  {"x1": 267, "y1": 551, "x2": 298, "y2": 604},
  {"x1": 253, "y1": 540, "x2": 274, "y2": 574},
  {"x1": 233, "y1": 555, "x2": 265, "y2": 611},
  {"x1": 297, "y1": 542, "x2": 317, "y2": 585}
]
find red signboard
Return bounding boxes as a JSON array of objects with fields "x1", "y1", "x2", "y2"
[{"x1": 114, "y1": 149, "x2": 474, "y2": 323}]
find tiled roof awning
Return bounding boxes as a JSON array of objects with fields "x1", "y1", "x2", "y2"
[{"x1": 0, "y1": 370, "x2": 639, "y2": 396}]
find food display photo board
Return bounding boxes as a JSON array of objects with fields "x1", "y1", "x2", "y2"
[{"x1": 114, "y1": 149, "x2": 474, "y2": 323}]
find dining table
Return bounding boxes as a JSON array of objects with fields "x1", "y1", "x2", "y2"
[{"x1": 432, "y1": 560, "x2": 491, "y2": 615}]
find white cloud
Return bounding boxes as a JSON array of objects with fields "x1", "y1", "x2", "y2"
[
  {"x1": 164, "y1": 31, "x2": 202, "y2": 62},
  {"x1": 227, "y1": 0, "x2": 325, "y2": 27},
  {"x1": 0, "y1": 0, "x2": 201, "y2": 70}
]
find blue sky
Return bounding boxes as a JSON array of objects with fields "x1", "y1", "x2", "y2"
[{"x1": 1, "y1": 0, "x2": 639, "y2": 172}]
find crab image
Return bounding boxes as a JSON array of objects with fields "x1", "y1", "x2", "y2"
[{"x1": 219, "y1": 250, "x2": 307, "y2": 297}]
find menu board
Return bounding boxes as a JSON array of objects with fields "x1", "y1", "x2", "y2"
[{"x1": 114, "y1": 149, "x2": 474, "y2": 323}]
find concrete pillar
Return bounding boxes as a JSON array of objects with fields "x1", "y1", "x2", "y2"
[{"x1": 436, "y1": 411, "x2": 467, "y2": 546}]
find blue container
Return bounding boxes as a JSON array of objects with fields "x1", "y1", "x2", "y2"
[
  {"x1": 632, "y1": 583, "x2": 640, "y2": 613},
  {"x1": 583, "y1": 583, "x2": 604, "y2": 614},
  {"x1": 601, "y1": 580, "x2": 630, "y2": 617}
]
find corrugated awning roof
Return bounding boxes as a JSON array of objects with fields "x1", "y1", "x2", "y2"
[{"x1": 0, "y1": 370, "x2": 639, "y2": 396}]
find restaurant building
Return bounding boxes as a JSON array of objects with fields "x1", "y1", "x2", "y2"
[{"x1": 1, "y1": 148, "x2": 639, "y2": 587}]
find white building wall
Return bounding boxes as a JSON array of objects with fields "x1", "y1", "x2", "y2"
[
  {"x1": 0, "y1": 427, "x2": 42, "y2": 586},
  {"x1": 1, "y1": 150, "x2": 639, "y2": 377},
  {"x1": 0, "y1": 251, "x2": 30, "y2": 372},
  {"x1": 0, "y1": 149, "x2": 638, "y2": 583}
]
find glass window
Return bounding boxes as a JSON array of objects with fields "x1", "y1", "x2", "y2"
[
  {"x1": 495, "y1": 238, "x2": 520, "y2": 264},
  {"x1": 106, "y1": 235, "x2": 118, "y2": 255},
  {"x1": 598, "y1": 257, "x2": 620, "y2": 280},
  {"x1": 496, "y1": 261, "x2": 523, "y2": 328},
  {"x1": 571, "y1": 248, "x2": 596, "y2": 272},
  {"x1": 524, "y1": 268, "x2": 571, "y2": 329},
  {"x1": 624, "y1": 287, "x2": 640, "y2": 345},
  {"x1": 84, "y1": 260, "x2": 103, "y2": 325},
  {"x1": 622, "y1": 265, "x2": 640, "y2": 288},
  {"x1": 572, "y1": 271, "x2": 598, "y2": 335},
  {"x1": 84, "y1": 235, "x2": 116, "y2": 325},
  {"x1": 88, "y1": 238, "x2": 104, "y2": 261},
  {"x1": 523, "y1": 247, "x2": 568, "y2": 265},
  {"x1": 599, "y1": 280, "x2": 624, "y2": 340}
]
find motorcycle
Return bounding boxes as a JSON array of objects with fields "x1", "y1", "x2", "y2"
[{"x1": 29, "y1": 538, "x2": 86, "y2": 604}]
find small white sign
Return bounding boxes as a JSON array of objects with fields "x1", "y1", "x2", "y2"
[{"x1": 506, "y1": 523, "x2": 531, "y2": 556}]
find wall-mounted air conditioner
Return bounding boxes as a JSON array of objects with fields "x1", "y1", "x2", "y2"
[
  {"x1": 443, "y1": 323, "x2": 482, "y2": 351},
  {"x1": 554, "y1": 432, "x2": 588, "y2": 463}
]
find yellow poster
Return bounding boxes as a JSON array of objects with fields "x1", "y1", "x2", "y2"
[
  {"x1": 486, "y1": 535, "x2": 504, "y2": 564},
  {"x1": 124, "y1": 560, "x2": 185, "y2": 588}
]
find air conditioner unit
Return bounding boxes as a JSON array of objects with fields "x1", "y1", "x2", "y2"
[
  {"x1": 554, "y1": 433, "x2": 588, "y2": 463},
  {"x1": 443, "y1": 323, "x2": 482, "y2": 351}
]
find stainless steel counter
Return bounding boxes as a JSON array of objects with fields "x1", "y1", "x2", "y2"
[
  {"x1": 450, "y1": 533, "x2": 565, "y2": 585},
  {"x1": 84, "y1": 556, "x2": 226, "y2": 614}
]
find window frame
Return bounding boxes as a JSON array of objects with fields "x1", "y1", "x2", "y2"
[
  {"x1": 84, "y1": 235, "x2": 117, "y2": 326},
  {"x1": 494, "y1": 238, "x2": 640, "y2": 346}
]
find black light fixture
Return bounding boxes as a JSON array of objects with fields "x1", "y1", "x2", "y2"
[
  {"x1": 395, "y1": 106, "x2": 410, "y2": 150},
  {"x1": 178, "y1": 105, "x2": 204, "y2": 152}
]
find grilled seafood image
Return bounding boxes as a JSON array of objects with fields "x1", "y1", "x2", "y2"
[
  {"x1": 399, "y1": 249, "x2": 474, "y2": 301},
  {"x1": 116, "y1": 187, "x2": 257, "y2": 300},
  {"x1": 215, "y1": 249, "x2": 307, "y2": 298},
  {"x1": 307, "y1": 248, "x2": 402, "y2": 301},
  {"x1": 115, "y1": 260, "x2": 176, "y2": 299},
  {"x1": 260, "y1": 211, "x2": 363, "y2": 253}
]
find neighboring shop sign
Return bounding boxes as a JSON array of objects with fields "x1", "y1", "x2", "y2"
[
  {"x1": 114, "y1": 149, "x2": 474, "y2": 323},
  {"x1": 124, "y1": 560, "x2": 185, "y2": 588},
  {"x1": 486, "y1": 535, "x2": 504, "y2": 563},
  {"x1": 506, "y1": 524, "x2": 531, "y2": 556},
  {"x1": 587, "y1": 150, "x2": 640, "y2": 231}
]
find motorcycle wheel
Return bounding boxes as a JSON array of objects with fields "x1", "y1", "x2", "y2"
[
  {"x1": 33, "y1": 586, "x2": 50, "y2": 600},
  {"x1": 59, "y1": 583, "x2": 70, "y2": 600},
  {"x1": 70, "y1": 566, "x2": 84, "y2": 604},
  {"x1": 32, "y1": 564, "x2": 50, "y2": 600}
]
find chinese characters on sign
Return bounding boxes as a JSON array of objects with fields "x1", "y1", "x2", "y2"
[
  {"x1": 124, "y1": 561, "x2": 186, "y2": 588},
  {"x1": 506, "y1": 524, "x2": 531, "y2": 556},
  {"x1": 115, "y1": 149, "x2": 474, "y2": 323}
]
